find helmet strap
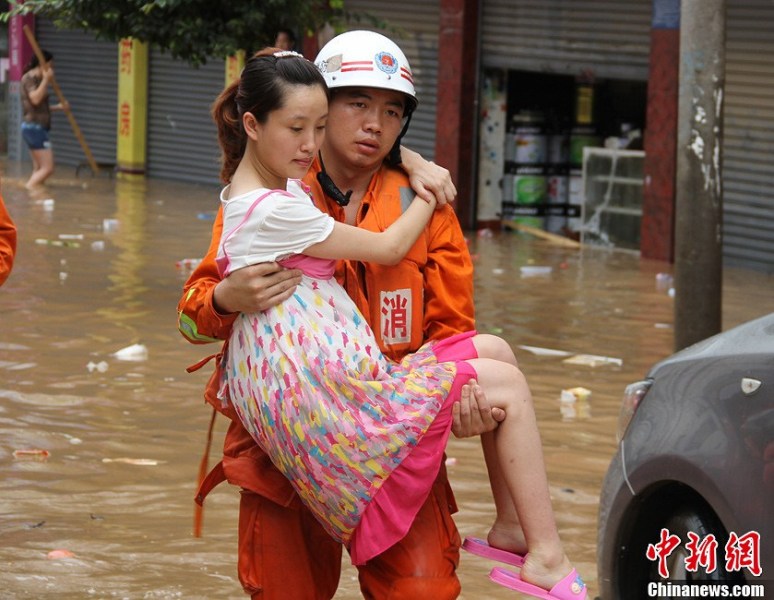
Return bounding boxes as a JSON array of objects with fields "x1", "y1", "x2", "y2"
[
  {"x1": 316, "y1": 152, "x2": 352, "y2": 207},
  {"x1": 386, "y1": 112, "x2": 414, "y2": 166}
]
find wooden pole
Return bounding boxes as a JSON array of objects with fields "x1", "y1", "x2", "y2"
[
  {"x1": 22, "y1": 25, "x2": 100, "y2": 174},
  {"x1": 502, "y1": 220, "x2": 582, "y2": 249}
]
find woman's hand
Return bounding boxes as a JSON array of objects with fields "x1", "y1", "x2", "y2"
[
  {"x1": 451, "y1": 379, "x2": 506, "y2": 438},
  {"x1": 212, "y1": 262, "x2": 302, "y2": 315},
  {"x1": 400, "y1": 147, "x2": 457, "y2": 207}
]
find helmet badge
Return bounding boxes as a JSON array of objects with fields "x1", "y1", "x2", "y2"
[
  {"x1": 318, "y1": 54, "x2": 342, "y2": 74},
  {"x1": 375, "y1": 52, "x2": 399, "y2": 75}
]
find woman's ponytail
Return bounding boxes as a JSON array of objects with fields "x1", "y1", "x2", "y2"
[{"x1": 211, "y1": 80, "x2": 245, "y2": 183}]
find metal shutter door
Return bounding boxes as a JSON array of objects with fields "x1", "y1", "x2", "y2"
[
  {"x1": 482, "y1": 0, "x2": 652, "y2": 81},
  {"x1": 36, "y1": 19, "x2": 118, "y2": 169},
  {"x1": 722, "y1": 0, "x2": 774, "y2": 271},
  {"x1": 147, "y1": 50, "x2": 223, "y2": 185},
  {"x1": 344, "y1": 0, "x2": 440, "y2": 160}
]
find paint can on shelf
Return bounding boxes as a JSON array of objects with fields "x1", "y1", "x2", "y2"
[
  {"x1": 569, "y1": 126, "x2": 601, "y2": 168},
  {"x1": 503, "y1": 112, "x2": 547, "y2": 228},
  {"x1": 509, "y1": 164, "x2": 547, "y2": 229},
  {"x1": 511, "y1": 113, "x2": 547, "y2": 165},
  {"x1": 512, "y1": 165, "x2": 547, "y2": 205}
]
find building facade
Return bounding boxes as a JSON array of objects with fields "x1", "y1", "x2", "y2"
[{"x1": 5, "y1": 1, "x2": 774, "y2": 272}]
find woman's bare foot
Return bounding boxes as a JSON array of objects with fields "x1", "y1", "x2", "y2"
[
  {"x1": 519, "y1": 549, "x2": 574, "y2": 591},
  {"x1": 487, "y1": 520, "x2": 528, "y2": 557}
]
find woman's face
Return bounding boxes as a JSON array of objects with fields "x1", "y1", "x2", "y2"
[{"x1": 249, "y1": 84, "x2": 328, "y2": 187}]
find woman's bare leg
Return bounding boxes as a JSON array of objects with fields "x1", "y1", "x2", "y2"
[
  {"x1": 26, "y1": 148, "x2": 54, "y2": 189},
  {"x1": 28, "y1": 149, "x2": 40, "y2": 174},
  {"x1": 466, "y1": 336, "x2": 572, "y2": 589},
  {"x1": 467, "y1": 334, "x2": 526, "y2": 555}
]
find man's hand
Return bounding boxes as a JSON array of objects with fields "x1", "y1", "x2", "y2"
[
  {"x1": 212, "y1": 262, "x2": 302, "y2": 315},
  {"x1": 400, "y1": 147, "x2": 457, "y2": 207},
  {"x1": 451, "y1": 379, "x2": 506, "y2": 438}
]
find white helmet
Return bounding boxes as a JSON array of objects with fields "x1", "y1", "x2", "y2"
[{"x1": 315, "y1": 30, "x2": 417, "y2": 114}]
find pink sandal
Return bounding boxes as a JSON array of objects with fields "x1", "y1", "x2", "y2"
[
  {"x1": 489, "y1": 566, "x2": 587, "y2": 600},
  {"x1": 461, "y1": 537, "x2": 526, "y2": 567}
]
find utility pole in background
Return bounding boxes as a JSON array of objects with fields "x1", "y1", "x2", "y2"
[{"x1": 674, "y1": 0, "x2": 726, "y2": 351}]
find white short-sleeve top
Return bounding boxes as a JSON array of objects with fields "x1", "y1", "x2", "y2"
[{"x1": 217, "y1": 179, "x2": 335, "y2": 277}]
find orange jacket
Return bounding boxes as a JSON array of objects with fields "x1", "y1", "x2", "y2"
[
  {"x1": 0, "y1": 195, "x2": 17, "y2": 287},
  {"x1": 178, "y1": 159, "x2": 474, "y2": 506}
]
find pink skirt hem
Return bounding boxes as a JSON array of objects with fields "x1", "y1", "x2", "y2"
[{"x1": 348, "y1": 330, "x2": 479, "y2": 564}]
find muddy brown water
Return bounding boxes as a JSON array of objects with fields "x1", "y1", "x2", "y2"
[{"x1": 2, "y1": 169, "x2": 774, "y2": 599}]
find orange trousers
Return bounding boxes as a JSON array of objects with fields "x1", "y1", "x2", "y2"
[{"x1": 238, "y1": 477, "x2": 462, "y2": 599}]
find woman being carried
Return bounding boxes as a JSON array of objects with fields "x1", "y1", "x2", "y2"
[{"x1": 211, "y1": 48, "x2": 585, "y2": 600}]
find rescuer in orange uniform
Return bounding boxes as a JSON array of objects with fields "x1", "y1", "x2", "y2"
[
  {"x1": 178, "y1": 31, "x2": 503, "y2": 599},
  {"x1": 0, "y1": 193, "x2": 17, "y2": 287}
]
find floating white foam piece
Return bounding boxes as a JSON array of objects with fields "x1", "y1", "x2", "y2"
[
  {"x1": 518, "y1": 345, "x2": 573, "y2": 358},
  {"x1": 87, "y1": 361, "x2": 109, "y2": 373},
  {"x1": 562, "y1": 354, "x2": 623, "y2": 367},
  {"x1": 112, "y1": 343, "x2": 148, "y2": 361},
  {"x1": 520, "y1": 266, "x2": 552, "y2": 277}
]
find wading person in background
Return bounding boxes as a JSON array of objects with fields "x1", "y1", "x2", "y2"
[
  {"x1": 178, "y1": 31, "x2": 505, "y2": 599},
  {"x1": 20, "y1": 50, "x2": 68, "y2": 190}
]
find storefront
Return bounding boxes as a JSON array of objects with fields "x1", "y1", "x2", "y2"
[{"x1": 476, "y1": 0, "x2": 652, "y2": 243}]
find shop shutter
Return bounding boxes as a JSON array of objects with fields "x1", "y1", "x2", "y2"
[
  {"x1": 343, "y1": 0, "x2": 440, "y2": 160},
  {"x1": 481, "y1": 0, "x2": 652, "y2": 81},
  {"x1": 722, "y1": 0, "x2": 774, "y2": 271},
  {"x1": 146, "y1": 50, "x2": 223, "y2": 185},
  {"x1": 36, "y1": 19, "x2": 118, "y2": 170}
]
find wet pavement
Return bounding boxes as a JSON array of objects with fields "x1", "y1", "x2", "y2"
[{"x1": 2, "y1": 164, "x2": 774, "y2": 599}]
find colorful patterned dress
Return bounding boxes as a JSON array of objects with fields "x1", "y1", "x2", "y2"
[{"x1": 217, "y1": 181, "x2": 477, "y2": 564}]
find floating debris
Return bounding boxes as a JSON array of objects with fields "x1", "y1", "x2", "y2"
[
  {"x1": 34, "y1": 239, "x2": 81, "y2": 248},
  {"x1": 518, "y1": 345, "x2": 573, "y2": 358},
  {"x1": 176, "y1": 258, "x2": 202, "y2": 271},
  {"x1": 563, "y1": 354, "x2": 623, "y2": 368},
  {"x1": 102, "y1": 457, "x2": 161, "y2": 466},
  {"x1": 520, "y1": 265, "x2": 552, "y2": 277},
  {"x1": 13, "y1": 449, "x2": 50, "y2": 460},
  {"x1": 112, "y1": 343, "x2": 148, "y2": 361}
]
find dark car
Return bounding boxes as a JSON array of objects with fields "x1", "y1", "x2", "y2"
[{"x1": 598, "y1": 313, "x2": 773, "y2": 599}]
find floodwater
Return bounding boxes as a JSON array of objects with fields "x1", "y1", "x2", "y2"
[{"x1": 2, "y1": 166, "x2": 774, "y2": 600}]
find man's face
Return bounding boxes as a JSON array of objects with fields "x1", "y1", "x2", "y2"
[{"x1": 322, "y1": 87, "x2": 407, "y2": 172}]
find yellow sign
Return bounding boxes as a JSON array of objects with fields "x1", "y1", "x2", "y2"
[
  {"x1": 226, "y1": 50, "x2": 246, "y2": 87},
  {"x1": 117, "y1": 38, "x2": 148, "y2": 175}
]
